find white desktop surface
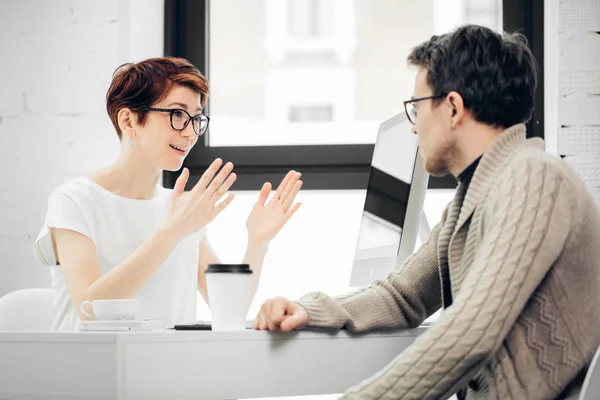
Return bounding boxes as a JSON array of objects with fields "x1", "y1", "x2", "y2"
[{"x1": 0, "y1": 327, "x2": 426, "y2": 400}]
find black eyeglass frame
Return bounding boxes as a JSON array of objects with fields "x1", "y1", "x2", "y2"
[
  {"x1": 144, "y1": 107, "x2": 210, "y2": 136},
  {"x1": 403, "y1": 94, "x2": 448, "y2": 125}
]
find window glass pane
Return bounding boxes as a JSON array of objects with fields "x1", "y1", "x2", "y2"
[
  {"x1": 288, "y1": 104, "x2": 334, "y2": 122},
  {"x1": 196, "y1": 189, "x2": 456, "y2": 322},
  {"x1": 208, "y1": 0, "x2": 502, "y2": 147}
]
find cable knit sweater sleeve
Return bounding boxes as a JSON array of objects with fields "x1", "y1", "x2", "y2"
[{"x1": 297, "y1": 205, "x2": 447, "y2": 332}]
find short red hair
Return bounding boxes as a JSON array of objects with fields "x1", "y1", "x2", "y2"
[{"x1": 106, "y1": 57, "x2": 209, "y2": 138}]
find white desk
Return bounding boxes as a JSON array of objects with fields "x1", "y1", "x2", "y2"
[{"x1": 0, "y1": 327, "x2": 426, "y2": 400}]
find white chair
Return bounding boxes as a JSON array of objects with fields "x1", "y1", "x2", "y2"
[
  {"x1": 579, "y1": 344, "x2": 600, "y2": 400},
  {"x1": 0, "y1": 288, "x2": 54, "y2": 331}
]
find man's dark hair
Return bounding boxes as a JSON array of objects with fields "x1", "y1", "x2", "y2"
[{"x1": 407, "y1": 24, "x2": 538, "y2": 128}]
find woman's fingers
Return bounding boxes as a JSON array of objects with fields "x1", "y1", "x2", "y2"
[
  {"x1": 255, "y1": 182, "x2": 272, "y2": 209},
  {"x1": 282, "y1": 180, "x2": 303, "y2": 212},
  {"x1": 286, "y1": 202, "x2": 302, "y2": 218},
  {"x1": 278, "y1": 172, "x2": 301, "y2": 206},
  {"x1": 209, "y1": 193, "x2": 235, "y2": 220},
  {"x1": 205, "y1": 162, "x2": 234, "y2": 197},
  {"x1": 210, "y1": 173, "x2": 237, "y2": 203},
  {"x1": 173, "y1": 168, "x2": 189, "y2": 197},
  {"x1": 192, "y1": 158, "x2": 224, "y2": 195},
  {"x1": 272, "y1": 170, "x2": 295, "y2": 202}
]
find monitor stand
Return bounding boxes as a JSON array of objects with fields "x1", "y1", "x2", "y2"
[{"x1": 419, "y1": 211, "x2": 432, "y2": 243}]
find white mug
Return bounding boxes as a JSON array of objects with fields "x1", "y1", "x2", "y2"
[{"x1": 79, "y1": 299, "x2": 138, "y2": 321}]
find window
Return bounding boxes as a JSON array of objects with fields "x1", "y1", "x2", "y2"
[
  {"x1": 288, "y1": 104, "x2": 334, "y2": 123},
  {"x1": 287, "y1": 0, "x2": 333, "y2": 38},
  {"x1": 166, "y1": 0, "x2": 523, "y2": 190},
  {"x1": 165, "y1": 1, "x2": 542, "y2": 189}
]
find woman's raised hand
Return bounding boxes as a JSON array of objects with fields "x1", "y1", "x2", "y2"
[
  {"x1": 168, "y1": 159, "x2": 236, "y2": 239},
  {"x1": 246, "y1": 170, "x2": 303, "y2": 246}
]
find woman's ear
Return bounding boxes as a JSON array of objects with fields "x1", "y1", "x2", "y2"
[
  {"x1": 117, "y1": 108, "x2": 136, "y2": 141},
  {"x1": 447, "y1": 91, "x2": 465, "y2": 129}
]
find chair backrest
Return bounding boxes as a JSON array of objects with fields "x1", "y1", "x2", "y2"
[
  {"x1": 579, "y1": 344, "x2": 600, "y2": 400},
  {"x1": 0, "y1": 288, "x2": 54, "y2": 331}
]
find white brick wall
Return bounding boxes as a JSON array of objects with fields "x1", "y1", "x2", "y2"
[
  {"x1": 0, "y1": 0, "x2": 164, "y2": 297},
  {"x1": 546, "y1": 0, "x2": 600, "y2": 208}
]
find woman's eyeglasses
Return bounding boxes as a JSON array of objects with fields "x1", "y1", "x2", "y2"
[
  {"x1": 144, "y1": 108, "x2": 210, "y2": 136},
  {"x1": 403, "y1": 94, "x2": 447, "y2": 125}
]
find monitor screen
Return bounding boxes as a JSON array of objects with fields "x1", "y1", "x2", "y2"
[{"x1": 349, "y1": 113, "x2": 426, "y2": 286}]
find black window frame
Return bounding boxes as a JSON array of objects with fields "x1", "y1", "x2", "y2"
[
  {"x1": 503, "y1": 0, "x2": 545, "y2": 142},
  {"x1": 163, "y1": 0, "x2": 543, "y2": 191}
]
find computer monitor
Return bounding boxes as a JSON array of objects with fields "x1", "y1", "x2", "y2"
[{"x1": 349, "y1": 112, "x2": 429, "y2": 286}]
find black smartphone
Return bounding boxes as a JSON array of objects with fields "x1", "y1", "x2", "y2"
[
  {"x1": 173, "y1": 321, "x2": 256, "y2": 330},
  {"x1": 173, "y1": 323, "x2": 212, "y2": 330}
]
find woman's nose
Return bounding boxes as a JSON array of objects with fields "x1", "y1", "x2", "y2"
[{"x1": 181, "y1": 123, "x2": 195, "y2": 138}]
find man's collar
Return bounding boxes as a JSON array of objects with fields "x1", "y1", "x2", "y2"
[
  {"x1": 452, "y1": 123, "x2": 543, "y2": 234},
  {"x1": 457, "y1": 156, "x2": 483, "y2": 187}
]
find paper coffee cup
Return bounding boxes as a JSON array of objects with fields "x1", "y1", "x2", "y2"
[{"x1": 205, "y1": 264, "x2": 253, "y2": 331}]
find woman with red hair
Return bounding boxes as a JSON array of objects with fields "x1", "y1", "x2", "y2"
[{"x1": 33, "y1": 57, "x2": 302, "y2": 330}]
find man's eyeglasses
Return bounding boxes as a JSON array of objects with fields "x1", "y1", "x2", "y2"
[
  {"x1": 144, "y1": 107, "x2": 210, "y2": 136},
  {"x1": 403, "y1": 94, "x2": 447, "y2": 125}
]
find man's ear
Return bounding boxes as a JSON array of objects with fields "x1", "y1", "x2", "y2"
[
  {"x1": 447, "y1": 91, "x2": 465, "y2": 128},
  {"x1": 117, "y1": 108, "x2": 136, "y2": 140}
]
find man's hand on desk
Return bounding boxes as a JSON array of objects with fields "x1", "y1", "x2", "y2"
[{"x1": 253, "y1": 297, "x2": 308, "y2": 332}]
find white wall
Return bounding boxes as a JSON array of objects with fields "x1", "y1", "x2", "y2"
[
  {"x1": 0, "y1": 0, "x2": 164, "y2": 297},
  {"x1": 545, "y1": 0, "x2": 600, "y2": 207}
]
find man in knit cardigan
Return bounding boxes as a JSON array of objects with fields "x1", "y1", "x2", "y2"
[{"x1": 253, "y1": 25, "x2": 600, "y2": 400}]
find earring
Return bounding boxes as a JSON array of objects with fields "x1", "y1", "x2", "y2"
[{"x1": 128, "y1": 137, "x2": 135, "y2": 145}]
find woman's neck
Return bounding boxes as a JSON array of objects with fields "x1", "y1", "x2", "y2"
[{"x1": 90, "y1": 153, "x2": 162, "y2": 200}]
